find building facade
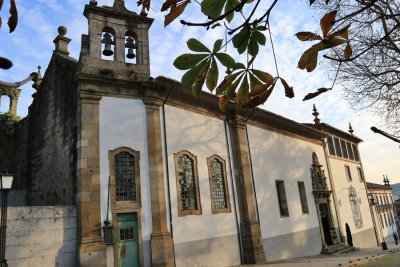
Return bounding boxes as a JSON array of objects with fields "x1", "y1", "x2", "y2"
[{"x1": 0, "y1": 1, "x2": 382, "y2": 266}]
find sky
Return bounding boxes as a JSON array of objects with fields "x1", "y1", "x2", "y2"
[{"x1": 0, "y1": 0, "x2": 399, "y2": 185}]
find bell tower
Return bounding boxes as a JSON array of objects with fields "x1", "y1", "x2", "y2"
[{"x1": 80, "y1": 0, "x2": 153, "y2": 80}]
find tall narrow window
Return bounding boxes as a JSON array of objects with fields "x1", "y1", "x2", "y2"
[
  {"x1": 347, "y1": 142, "x2": 354, "y2": 160},
  {"x1": 276, "y1": 180, "x2": 289, "y2": 217},
  {"x1": 340, "y1": 140, "x2": 349, "y2": 159},
  {"x1": 334, "y1": 138, "x2": 342, "y2": 157},
  {"x1": 357, "y1": 167, "x2": 364, "y2": 182},
  {"x1": 115, "y1": 152, "x2": 136, "y2": 201},
  {"x1": 327, "y1": 136, "x2": 336, "y2": 156},
  {"x1": 298, "y1": 181, "x2": 309, "y2": 214},
  {"x1": 352, "y1": 144, "x2": 360, "y2": 161},
  {"x1": 207, "y1": 155, "x2": 231, "y2": 214},
  {"x1": 109, "y1": 147, "x2": 141, "y2": 208},
  {"x1": 345, "y1": 165, "x2": 352, "y2": 181},
  {"x1": 174, "y1": 151, "x2": 202, "y2": 216}
]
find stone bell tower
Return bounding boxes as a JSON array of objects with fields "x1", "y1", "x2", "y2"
[{"x1": 80, "y1": 0, "x2": 153, "y2": 80}]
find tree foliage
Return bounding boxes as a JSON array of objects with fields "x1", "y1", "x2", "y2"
[{"x1": 313, "y1": 0, "x2": 400, "y2": 134}]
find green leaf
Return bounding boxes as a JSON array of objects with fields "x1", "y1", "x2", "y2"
[
  {"x1": 192, "y1": 60, "x2": 211, "y2": 97},
  {"x1": 252, "y1": 69, "x2": 274, "y2": 85},
  {"x1": 233, "y1": 62, "x2": 246, "y2": 70},
  {"x1": 181, "y1": 60, "x2": 208, "y2": 91},
  {"x1": 303, "y1": 87, "x2": 331, "y2": 101},
  {"x1": 216, "y1": 78, "x2": 231, "y2": 95},
  {"x1": 187, "y1": 38, "x2": 211, "y2": 53},
  {"x1": 206, "y1": 58, "x2": 219, "y2": 91},
  {"x1": 232, "y1": 28, "x2": 250, "y2": 54},
  {"x1": 253, "y1": 30, "x2": 266, "y2": 45},
  {"x1": 280, "y1": 78, "x2": 294, "y2": 98},
  {"x1": 225, "y1": 0, "x2": 240, "y2": 22},
  {"x1": 236, "y1": 75, "x2": 249, "y2": 105},
  {"x1": 201, "y1": 0, "x2": 226, "y2": 19},
  {"x1": 248, "y1": 33, "x2": 259, "y2": 57},
  {"x1": 249, "y1": 73, "x2": 262, "y2": 90},
  {"x1": 320, "y1": 10, "x2": 337, "y2": 38},
  {"x1": 321, "y1": 37, "x2": 347, "y2": 50},
  {"x1": 213, "y1": 39, "x2": 224, "y2": 53},
  {"x1": 173, "y1": 53, "x2": 209, "y2": 70},
  {"x1": 215, "y1": 53, "x2": 235, "y2": 68}
]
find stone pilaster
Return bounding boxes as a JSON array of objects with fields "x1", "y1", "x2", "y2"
[
  {"x1": 77, "y1": 93, "x2": 106, "y2": 267},
  {"x1": 144, "y1": 99, "x2": 174, "y2": 267},
  {"x1": 228, "y1": 114, "x2": 265, "y2": 264},
  {"x1": 9, "y1": 89, "x2": 20, "y2": 116}
]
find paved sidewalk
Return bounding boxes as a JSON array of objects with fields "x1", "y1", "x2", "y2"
[{"x1": 240, "y1": 244, "x2": 400, "y2": 267}]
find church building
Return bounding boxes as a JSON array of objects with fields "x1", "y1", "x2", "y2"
[{"x1": 0, "y1": 1, "x2": 379, "y2": 266}]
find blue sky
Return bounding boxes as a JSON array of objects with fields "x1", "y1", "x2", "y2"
[{"x1": 0, "y1": 0, "x2": 399, "y2": 185}]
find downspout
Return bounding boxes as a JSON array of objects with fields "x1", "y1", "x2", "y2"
[
  {"x1": 224, "y1": 115, "x2": 243, "y2": 263},
  {"x1": 322, "y1": 138, "x2": 344, "y2": 244},
  {"x1": 161, "y1": 85, "x2": 176, "y2": 266}
]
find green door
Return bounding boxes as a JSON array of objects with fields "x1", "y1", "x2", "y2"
[{"x1": 117, "y1": 213, "x2": 139, "y2": 267}]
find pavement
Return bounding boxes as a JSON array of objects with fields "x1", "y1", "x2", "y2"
[{"x1": 240, "y1": 243, "x2": 400, "y2": 267}]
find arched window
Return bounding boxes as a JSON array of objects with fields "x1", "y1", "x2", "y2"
[
  {"x1": 101, "y1": 27, "x2": 116, "y2": 61},
  {"x1": 174, "y1": 150, "x2": 202, "y2": 216},
  {"x1": 125, "y1": 31, "x2": 138, "y2": 64},
  {"x1": 207, "y1": 155, "x2": 231, "y2": 214},
  {"x1": 109, "y1": 147, "x2": 141, "y2": 205}
]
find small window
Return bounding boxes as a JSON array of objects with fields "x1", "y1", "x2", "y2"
[
  {"x1": 345, "y1": 165, "x2": 352, "y2": 181},
  {"x1": 276, "y1": 180, "x2": 289, "y2": 217},
  {"x1": 352, "y1": 144, "x2": 360, "y2": 161},
  {"x1": 207, "y1": 155, "x2": 231, "y2": 214},
  {"x1": 327, "y1": 136, "x2": 336, "y2": 156},
  {"x1": 384, "y1": 214, "x2": 388, "y2": 227},
  {"x1": 347, "y1": 142, "x2": 354, "y2": 160},
  {"x1": 298, "y1": 182, "x2": 309, "y2": 214},
  {"x1": 357, "y1": 167, "x2": 364, "y2": 182},
  {"x1": 334, "y1": 138, "x2": 342, "y2": 157},
  {"x1": 380, "y1": 214, "x2": 384, "y2": 228},
  {"x1": 174, "y1": 151, "x2": 202, "y2": 216},
  {"x1": 340, "y1": 140, "x2": 349, "y2": 159}
]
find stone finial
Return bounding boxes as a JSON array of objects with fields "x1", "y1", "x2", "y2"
[
  {"x1": 113, "y1": 0, "x2": 126, "y2": 11},
  {"x1": 312, "y1": 104, "x2": 320, "y2": 125},
  {"x1": 89, "y1": 0, "x2": 97, "y2": 5},
  {"x1": 383, "y1": 175, "x2": 390, "y2": 186},
  {"x1": 349, "y1": 123, "x2": 354, "y2": 135},
  {"x1": 53, "y1": 26, "x2": 71, "y2": 56},
  {"x1": 32, "y1": 66, "x2": 42, "y2": 90},
  {"x1": 140, "y1": 5, "x2": 148, "y2": 16}
]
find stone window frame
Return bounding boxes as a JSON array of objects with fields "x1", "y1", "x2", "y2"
[
  {"x1": 206, "y1": 155, "x2": 231, "y2": 214},
  {"x1": 357, "y1": 167, "x2": 364, "y2": 182},
  {"x1": 297, "y1": 181, "x2": 309, "y2": 214},
  {"x1": 174, "y1": 150, "x2": 202, "y2": 217},
  {"x1": 276, "y1": 180, "x2": 289, "y2": 217},
  {"x1": 345, "y1": 165, "x2": 352, "y2": 181},
  {"x1": 109, "y1": 147, "x2": 141, "y2": 211}
]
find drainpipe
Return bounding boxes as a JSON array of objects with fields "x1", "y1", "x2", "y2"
[
  {"x1": 161, "y1": 85, "x2": 176, "y2": 266},
  {"x1": 322, "y1": 139, "x2": 344, "y2": 244},
  {"x1": 224, "y1": 116, "x2": 243, "y2": 263}
]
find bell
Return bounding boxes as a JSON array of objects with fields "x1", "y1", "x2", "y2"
[
  {"x1": 126, "y1": 48, "x2": 136, "y2": 59},
  {"x1": 102, "y1": 32, "x2": 114, "y2": 56},
  {"x1": 102, "y1": 43, "x2": 113, "y2": 56}
]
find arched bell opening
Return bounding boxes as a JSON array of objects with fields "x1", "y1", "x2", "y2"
[
  {"x1": 101, "y1": 27, "x2": 116, "y2": 61},
  {"x1": 0, "y1": 95, "x2": 11, "y2": 113},
  {"x1": 125, "y1": 31, "x2": 138, "y2": 64}
]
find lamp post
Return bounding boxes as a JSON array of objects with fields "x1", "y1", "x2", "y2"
[{"x1": 0, "y1": 172, "x2": 14, "y2": 267}]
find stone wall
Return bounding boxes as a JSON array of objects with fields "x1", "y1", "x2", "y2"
[
  {"x1": 21, "y1": 53, "x2": 78, "y2": 205},
  {"x1": 6, "y1": 206, "x2": 77, "y2": 267}
]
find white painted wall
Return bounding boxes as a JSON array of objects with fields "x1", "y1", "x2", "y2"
[
  {"x1": 328, "y1": 158, "x2": 374, "y2": 237},
  {"x1": 247, "y1": 125, "x2": 325, "y2": 239},
  {"x1": 99, "y1": 97, "x2": 153, "y2": 252},
  {"x1": 6, "y1": 206, "x2": 77, "y2": 267},
  {"x1": 164, "y1": 105, "x2": 240, "y2": 244}
]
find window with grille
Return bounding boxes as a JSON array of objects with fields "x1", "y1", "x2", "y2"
[
  {"x1": 276, "y1": 180, "x2": 289, "y2": 217},
  {"x1": 298, "y1": 181, "x2": 309, "y2": 214},
  {"x1": 174, "y1": 151, "x2": 202, "y2": 216},
  {"x1": 207, "y1": 156, "x2": 231, "y2": 214},
  {"x1": 115, "y1": 152, "x2": 136, "y2": 201}
]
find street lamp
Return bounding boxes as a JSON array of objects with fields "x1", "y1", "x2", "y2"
[{"x1": 0, "y1": 172, "x2": 14, "y2": 267}]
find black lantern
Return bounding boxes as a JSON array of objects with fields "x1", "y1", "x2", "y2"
[{"x1": 102, "y1": 220, "x2": 113, "y2": 245}]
